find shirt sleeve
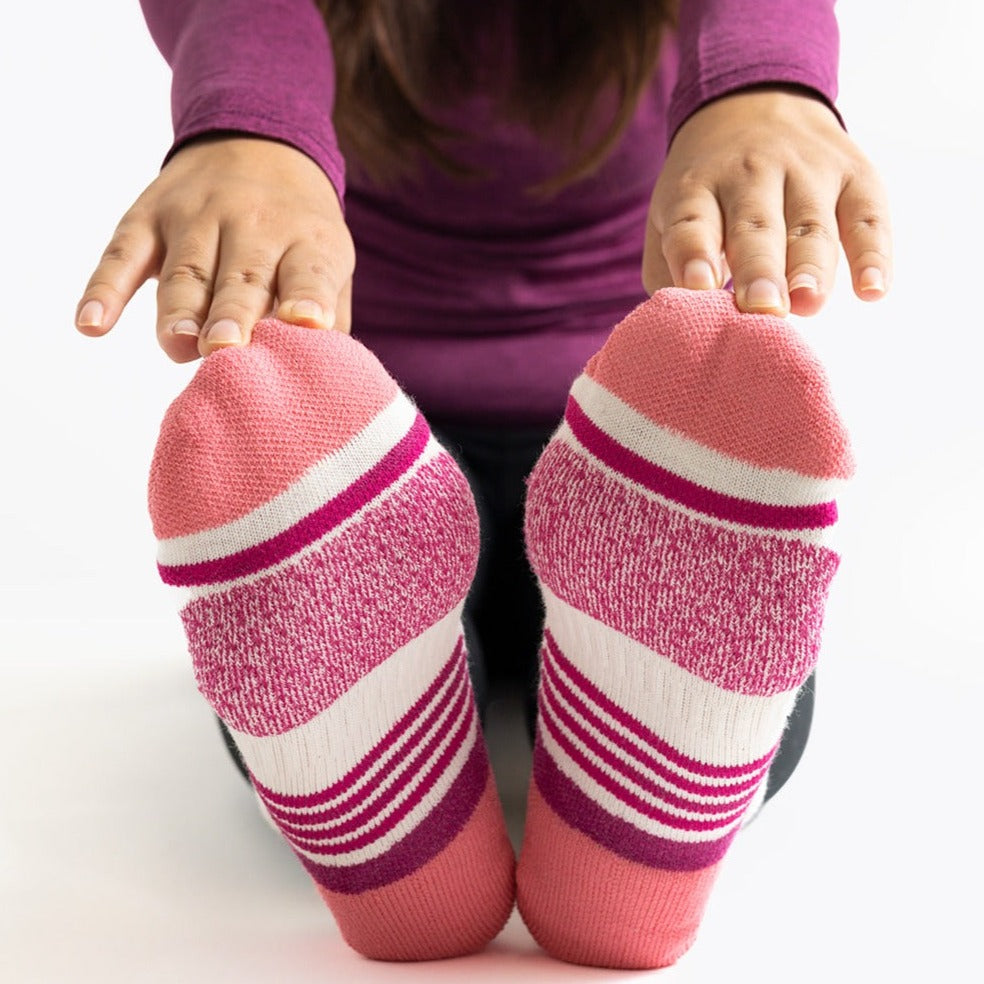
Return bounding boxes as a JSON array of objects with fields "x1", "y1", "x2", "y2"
[
  {"x1": 667, "y1": 0, "x2": 841, "y2": 141},
  {"x1": 139, "y1": 0, "x2": 346, "y2": 200}
]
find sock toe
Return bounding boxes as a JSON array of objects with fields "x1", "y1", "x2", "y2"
[
  {"x1": 583, "y1": 287, "x2": 854, "y2": 480},
  {"x1": 148, "y1": 319, "x2": 400, "y2": 540}
]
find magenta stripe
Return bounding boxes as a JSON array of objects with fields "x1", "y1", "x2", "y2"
[
  {"x1": 301, "y1": 738, "x2": 489, "y2": 894},
  {"x1": 565, "y1": 396, "x2": 837, "y2": 531},
  {"x1": 539, "y1": 669, "x2": 759, "y2": 815},
  {"x1": 279, "y1": 700, "x2": 475, "y2": 856},
  {"x1": 544, "y1": 632, "x2": 775, "y2": 780},
  {"x1": 267, "y1": 674, "x2": 470, "y2": 839},
  {"x1": 533, "y1": 740, "x2": 736, "y2": 871},
  {"x1": 159, "y1": 412, "x2": 430, "y2": 586},
  {"x1": 253, "y1": 641, "x2": 464, "y2": 810},
  {"x1": 539, "y1": 699, "x2": 747, "y2": 834}
]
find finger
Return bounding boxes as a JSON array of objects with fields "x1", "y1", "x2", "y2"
[
  {"x1": 333, "y1": 277, "x2": 353, "y2": 335},
  {"x1": 155, "y1": 229, "x2": 220, "y2": 363},
  {"x1": 275, "y1": 238, "x2": 353, "y2": 331},
  {"x1": 646, "y1": 184, "x2": 725, "y2": 294},
  {"x1": 76, "y1": 215, "x2": 159, "y2": 337},
  {"x1": 641, "y1": 225, "x2": 674, "y2": 295},
  {"x1": 837, "y1": 168, "x2": 893, "y2": 302},
  {"x1": 199, "y1": 230, "x2": 279, "y2": 357},
  {"x1": 784, "y1": 172, "x2": 840, "y2": 318},
  {"x1": 720, "y1": 163, "x2": 789, "y2": 316}
]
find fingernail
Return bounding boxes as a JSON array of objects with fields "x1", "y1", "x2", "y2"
[
  {"x1": 744, "y1": 278, "x2": 784, "y2": 312},
  {"x1": 682, "y1": 259, "x2": 717, "y2": 291},
  {"x1": 858, "y1": 267, "x2": 885, "y2": 296},
  {"x1": 205, "y1": 319, "x2": 242, "y2": 346},
  {"x1": 788, "y1": 273, "x2": 819, "y2": 294},
  {"x1": 171, "y1": 319, "x2": 200, "y2": 337},
  {"x1": 282, "y1": 299, "x2": 326, "y2": 327},
  {"x1": 77, "y1": 299, "x2": 103, "y2": 328}
]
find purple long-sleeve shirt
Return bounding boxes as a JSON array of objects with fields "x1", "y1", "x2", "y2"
[{"x1": 140, "y1": 0, "x2": 839, "y2": 425}]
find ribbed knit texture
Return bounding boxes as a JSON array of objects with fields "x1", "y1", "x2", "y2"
[
  {"x1": 148, "y1": 320, "x2": 515, "y2": 961},
  {"x1": 516, "y1": 288, "x2": 853, "y2": 969}
]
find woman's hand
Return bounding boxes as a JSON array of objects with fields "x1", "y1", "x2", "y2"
[
  {"x1": 75, "y1": 136, "x2": 355, "y2": 361},
  {"x1": 643, "y1": 87, "x2": 892, "y2": 317}
]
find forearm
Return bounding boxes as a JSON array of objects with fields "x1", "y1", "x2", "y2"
[
  {"x1": 668, "y1": 0, "x2": 840, "y2": 139},
  {"x1": 139, "y1": 0, "x2": 346, "y2": 198}
]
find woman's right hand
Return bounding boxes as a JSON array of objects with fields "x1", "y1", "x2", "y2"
[{"x1": 75, "y1": 135, "x2": 355, "y2": 362}]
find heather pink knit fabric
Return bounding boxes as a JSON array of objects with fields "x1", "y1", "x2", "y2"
[
  {"x1": 149, "y1": 320, "x2": 514, "y2": 961},
  {"x1": 517, "y1": 289, "x2": 853, "y2": 968}
]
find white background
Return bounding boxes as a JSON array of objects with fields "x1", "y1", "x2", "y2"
[{"x1": 2, "y1": 2, "x2": 981, "y2": 981}]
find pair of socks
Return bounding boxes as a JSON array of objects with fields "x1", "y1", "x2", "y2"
[{"x1": 148, "y1": 288, "x2": 851, "y2": 967}]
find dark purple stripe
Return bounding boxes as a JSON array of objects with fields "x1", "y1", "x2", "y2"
[
  {"x1": 159, "y1": 412, "x2": 430, "y2": 586},
  {"x1": 534, "y1": 740, "x2": 738, "y2": 872},
  {"x1": 544, "y1": 632, "x2": 775, "y2": 780},
  {"x1": 539, "y1": 670, "x2": 757, "y2": 816},
  {"x1": 279, "y1": 698, "x2": 475, "y2": 857},
  {"x1": 253, "y1": 638, "x2": 464, "y2": 810},
  {"x1": 565, "y1": 397, "x2": 837, "y2": 531},
  {"x1": 539, "y1": 696, "x2": 746, "y2": 834},
  {"x1": 299, "y1": 734, "x2": 489, "y2": 894},
  {"x1": 272, "y1": 673, "x2": 470, "y2": 838}
]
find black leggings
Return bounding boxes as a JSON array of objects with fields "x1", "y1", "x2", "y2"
[{"x1": 219, "y1": 418, "x2": 814, "y2": 804}]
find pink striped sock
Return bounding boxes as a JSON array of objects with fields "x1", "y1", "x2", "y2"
[
  {"x1": 148, "y1": 320, "x2": 515, "y2": 961},
  {"x1": 516, "y1": 288, "x2": 854, "y2": 969}
]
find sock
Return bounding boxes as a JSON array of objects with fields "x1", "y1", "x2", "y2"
[
  {"x1": 515, "y1": 288, "x2": 853, "y2": 969},
  {"x1": 147, "y1": 320, "x2": 515, "y2": 961}
]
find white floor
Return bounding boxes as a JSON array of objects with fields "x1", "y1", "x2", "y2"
[{"x1": 2, "y1": 2, "x2": 982, "y2": 982}]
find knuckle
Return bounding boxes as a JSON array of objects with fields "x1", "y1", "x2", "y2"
[
  {"x1": 729, "y1": 211, "x2": 773, "y2": 237},
  {"x1": 99, "y1": 222, "x2": 146, "y2": 265},
  {"x1": 668, "y1": 167, "x2": 707, "y2": 198},
  {"x1": 291, "y1": 258, "x2": 338, "y2": 287},
  {"x1": 848, "y1": 212, "x2": 887, "y2": 235},
  {"x1": 787, "y1": 218, "x2": 837, "y2": 245},
  {"x1": 83, "y1": 277, "x2": 124, "y2": 301},
  {"x1": 666, "y1": 212, "x2": 705, "y2": 233},
  {"x1": 165, "y1": 262, "x2": 214, "y2": 289},
  {"x1": 736, "y1": 150, "x2": 773, "y2": 179},
  {"x1": 100, "y1": 240, "x2": 132, "y2": 265},
  {"x1": 660, "y1": 215, "x2": 710, "y2": 255},
  {"x1": 215, "y1": 264, "x2": 274, "y2": 291}
]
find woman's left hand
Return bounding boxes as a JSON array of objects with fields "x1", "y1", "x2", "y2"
[{"x1": 642, "y1": 86, "x2": 892, "y2": 317}]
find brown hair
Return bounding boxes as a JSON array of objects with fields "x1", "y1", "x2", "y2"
[{"x1": 316, "y1": 0, "x2": 678, "y2": 194}]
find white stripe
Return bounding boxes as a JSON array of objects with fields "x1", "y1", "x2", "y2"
[
  {"x1": 157, "y1": 391, "x2": 420, "y2": 567},
  {"x1": 227, "y1": 607, "x2": 465, "y2": 793},
  {"x1": 170, "y1": 435, "x2": 443, "y2": 600},
  {"x1": 571, "y1": 373, "x2": 845, "y2": 505},
  {"x1": 542, "y1": 589, "x2": 799, "y2": 766},
  {"x1": 554, "y1": 420, "x2": 831, "y2": 546}
]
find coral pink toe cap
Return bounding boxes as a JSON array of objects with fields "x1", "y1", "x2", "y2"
[
  {"x1": 585, "y1": 289, "x2": 854, "y2": 480},
  {"x1": 148, "y1": 320, "x2": 399, "y2": 539}
]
